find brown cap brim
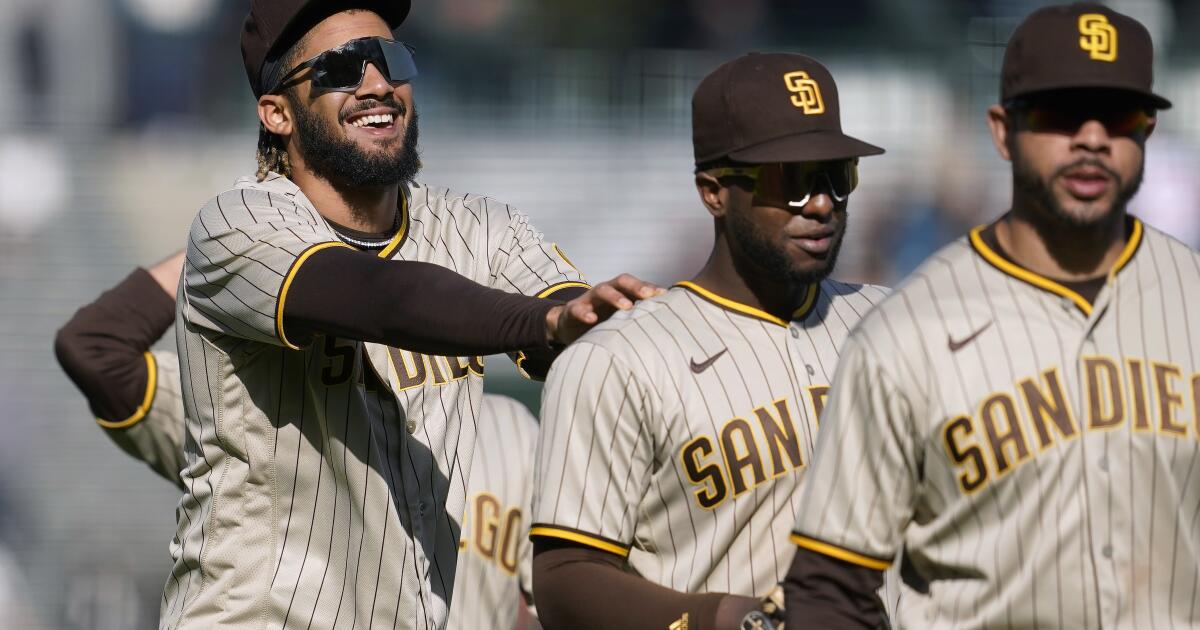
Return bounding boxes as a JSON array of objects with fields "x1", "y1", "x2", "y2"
[
  {"x1": 728, "y1": 129, "x2": 885, "y2": 163},
  {"x1": 1009, "y1": 82, "x2": 1172, "y2": 110}
]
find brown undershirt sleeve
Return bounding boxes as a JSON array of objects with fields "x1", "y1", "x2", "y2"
[
  {"x1": 531, "y1": 539, "x2": 755, "y2": 630},
  {"x1": 54, "y1": 267, "x2": 175, "y2": 423},
  {"x1": 283, "y1": 247, "x2": 560, "y2": 355},
  {"x1": 784, "y1": 547, "x2": 887, "y2": 629}
]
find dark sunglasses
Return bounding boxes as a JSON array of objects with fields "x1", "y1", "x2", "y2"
[
  {"x1": 709, "y1": 160, "x2": 859, "y2": 207},
  {"x1": 1007, "y1": 97, "x2": 1154, "y2": 137},
  {"x1": 272, "y1": 36, "x2": 417, "y2": 94}
]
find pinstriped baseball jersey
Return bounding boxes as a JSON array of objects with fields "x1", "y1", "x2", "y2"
[
  {"x1": 530, "y1": 280, "x2": 888, "y2": 598},
  {"x1": 792, "y1": 218, "x2": 1200, "y2": 628},
  {"x1": 165, "y1": 172, "x2": 583, "y2": 630},
  {"x1": 95, "y1": 350, "x2": 188, "y2": 491},
  {"x1": 447, "y1": 394, "x2": 538, "y2": 630}
]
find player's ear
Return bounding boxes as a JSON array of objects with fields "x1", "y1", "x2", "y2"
[
  {"x1": 258, "y1": 94, "x2": 294, "y2": 138},
  {"x1": 987, "y1": 104, "x2": 1013, "y2": 162},
  {"x1": 695, "y1": 172, "x2": 727, "y2": 219}
]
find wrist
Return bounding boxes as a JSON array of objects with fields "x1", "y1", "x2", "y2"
[
  {"x1": 545, "y1": 304, "x2": 563, "y2": 345},
  {"x1": 716, "y1": 595, "x2": 760, "y2": 629}
]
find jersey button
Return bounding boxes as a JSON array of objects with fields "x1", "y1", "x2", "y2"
[
  {"x1": 790, "y1": 327, "x2": 800, "y2": 339},
  {"x1": 1102, "y1": 544, "x2": 1113, "y2": 558},
  {"x1": 406, "y1": 419, "x2": 418, "y2": 434},
  {"x1": 1097, "y1": 457, "x2": 1109, "y2": 472}
]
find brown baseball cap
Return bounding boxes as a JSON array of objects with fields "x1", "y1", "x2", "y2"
[
  {"x1": 692, "y1": 52, "x2": 884, "y2": 166},
  {"x1": 242, "y1": 0, "x2": 411, "y2": 98},
  {"x1": 1002, "y1": 2, "x2": 1170, "y2": 109}
]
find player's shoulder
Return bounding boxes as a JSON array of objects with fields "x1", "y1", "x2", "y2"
[
  {"x1": 480, "y1": 393, "x2": 537, "y2": 427},
  {"x1": 556, "y1": 287, "x2": 692, "y2": 370},
  {"x1": 814, "y1": 278, "x2": 891, "y2": 314},
  {"x1": 847, "y1": 237, "x2": 976, "y2": 348},
  {"x1": 580, "y1": 285, "x2": 695, "y2": 339},
  {"x1": 196, "y1": 173, "x2": 323, "y2": 229},
  {"x1": 407, "y1": 181, "x2": 525, "y2": 227},
  {"x1": 1135, "y1": 219, "x2": 1200, "y2": 265},
  {"x1": 480, "y1": 394, "x2": 539, "y2": 444}
]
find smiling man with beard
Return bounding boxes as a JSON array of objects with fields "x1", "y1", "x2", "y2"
[
  {"x1": 160, "y1": 2, "x2": 659, "y2": 629},
  {"x1": 527, "y1": 52, "x2": 887, "y2": 630},
  {"x1": 785, "y1": 4, "x2": 1200, "y2": 628}
]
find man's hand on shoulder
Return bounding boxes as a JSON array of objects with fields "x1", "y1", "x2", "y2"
[{"x1": 546, "y1": 274, "x2": 662, "y2": 345}]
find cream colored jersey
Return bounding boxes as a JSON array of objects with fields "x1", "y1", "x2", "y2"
[
  {"x1": 165, "y1": 173, "x2": 584, "y2": 630},
  {"x1": 95, "y1": 350, "x2": 187, "y2": 491},
  {"x1": 531, "y1": 280, "x2": 888, "y2": 597},
  {"x1": 448, "y1": 394, "x2": 538, "y2": 630},
  {"x1": 793, "y1": 219, "x2": 1200, "y2": 628}
]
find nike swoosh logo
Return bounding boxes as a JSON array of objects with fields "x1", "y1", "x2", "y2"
[
  {"x1": 948, "y1": 321, "x2": 993, "y2": 353},
  {"x1": 690, "y1": 349, "x2": 728, "y2": 374}
]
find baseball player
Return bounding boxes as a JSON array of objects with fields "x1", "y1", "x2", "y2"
[
  {"x1": 529, "y1": 53, "x2": 886, "y2": 630},
  {"x1": 451, "y1": 394, "x2": 541, "y2": 630},
  {"x1": 55, "y1": 252, "x2": 188, "y2": 490},
  {"x1": 56, "y1": 252, "x2": 542, "y2": 630},
  {"x1": 163, "y1": 2, "x2": 657, "y2": 628},
  {"x1": 785, "y1": 4, "x2": 1199, "y2": 628}
]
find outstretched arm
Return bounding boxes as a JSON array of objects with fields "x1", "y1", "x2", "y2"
[
  {"x1": 54, "y1": 251, "x2": 188, "y2": 488},
  {"x1": 281, "y1": 248, "x2": 655, "y2": 353}
]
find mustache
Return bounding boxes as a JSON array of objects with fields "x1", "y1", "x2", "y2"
[
  {"x1": 1053, "y1": 158, "x2": 1122, "y2": 185},
  {"x1": 340, "y1": 97, "x2": 407, "y2": 122}
]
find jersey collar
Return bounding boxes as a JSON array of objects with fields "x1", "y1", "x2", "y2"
[
  {"x1": 250, "y1": 173, "x2": 410, "y2": 260},
  {"x1": 968, "y1": 217, "x2": 1143, "y2": 317},
  {"x1": 674, "y1": 281, "x2": 819, "y2": 327},
  {"x1": 375, "y1": 187, "x2": 409, "y2": 259}
]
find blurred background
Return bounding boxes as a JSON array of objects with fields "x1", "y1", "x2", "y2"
[{"x1": 1, "y1": 0, "x2": 1198, "y2": 627}]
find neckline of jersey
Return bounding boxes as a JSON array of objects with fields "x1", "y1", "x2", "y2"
[
  {"x1": 968, "y1": 217, "x2": 1143, "y2": 317},
  {"x1": 673, "y1": 281, "x2": 819, "y2": 327},
  {"x1": 374, "y1": 188, "x2": 409, "y2": 259},
  {"x1": 257, "y1": 174, "x2": 410, "y2": 259}
]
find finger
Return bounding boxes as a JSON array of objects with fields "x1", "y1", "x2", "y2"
[
  {"x1": 592, "y1": 283, "x2": 634, "y2": 310},
  {"x1": 612, "y1": 274, "x2": 662, "y2": 299},
  {"x1": 567, "y1": 300, "x2": 598, "y2": 324},
  {"x1": 609, "y1": 271, "x2": 657, "y2": 296}
]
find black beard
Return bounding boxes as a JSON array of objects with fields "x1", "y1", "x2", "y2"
[
  {"x1": 1012, "y1": 151, "x2": 1142, "y2": 230},
  {"x1": 289, "y1": 95, "x2": 421, "y2": 188},
  {"x1": 726, "y1": 208, "x2": 844, "y2": 285}
]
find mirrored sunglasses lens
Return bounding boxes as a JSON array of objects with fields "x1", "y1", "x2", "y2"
[
  {"x1": 1103, "y1": 110, "x2": 1149, "y2": 136},
  {"x1": 782, "y1": 163, "x2": 855, "y2": 201},
  {"x1": 311, "y1": 50, "x2": 368, "y2": 89},
  {"x1": 1025, "y1": 107, "x2": 1077, "y2": 132},
  {"x1": 381, "y1": 41, "x2": 418, "y2": 82}
]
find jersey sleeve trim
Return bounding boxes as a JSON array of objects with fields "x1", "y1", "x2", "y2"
[
  {"x1": 95, "y1": 352, "x2": 157, "y2": 429},
  {"x1": 513, "y1": 281, "x2": 592, "y2": 379},
  {"x1": 529, "y1": 524, "x2": 630, "y2": 558},
  {"x1": 553, "y1": 245, "x2": 581, "y2": 274},
  {"x1": 536, "y1": 280, "x2": 592, "y2": 299},
  {"x1": 276, "y1": 241, "x2": 357, "y2": 349},
  {"x1": 789, "y1": 534, "x2": 891, "y2": 571}
]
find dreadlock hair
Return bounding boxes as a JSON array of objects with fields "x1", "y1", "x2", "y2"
[
  {"x1": 256, "y1": 123, "x2": 292, "y2": 181},
  {"x1": 254, "y1": 30, "x2": 312, "y2": 182}
]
